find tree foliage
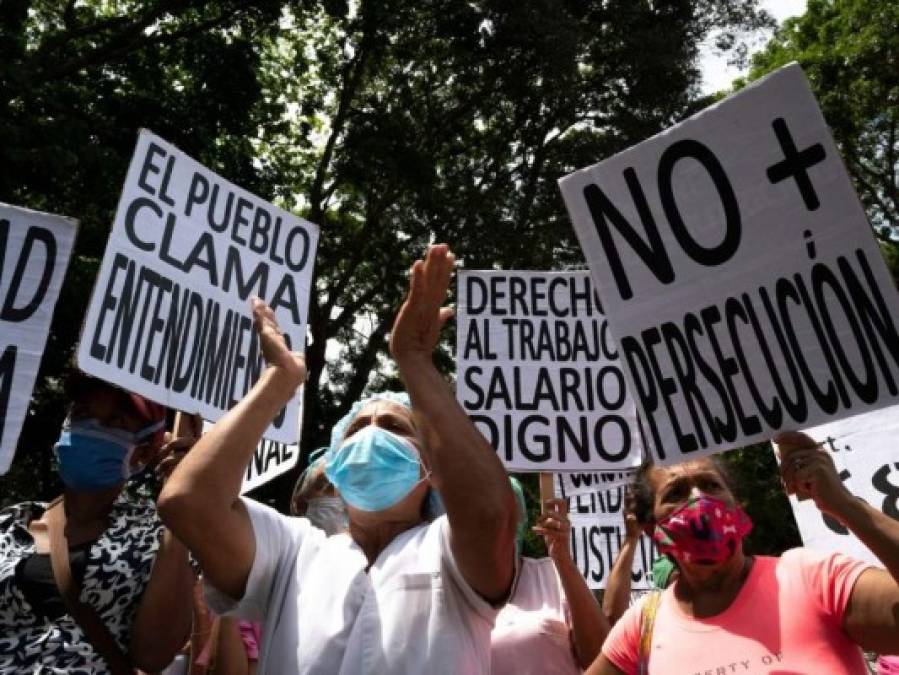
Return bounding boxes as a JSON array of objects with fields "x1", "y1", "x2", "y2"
[
  {"x1": 747, "y1": 0, "x2": 899, "y2": 236},
  {"x1": 0, "y1": 0, "x2": 306, "y2": 504},
  {"x1": 1, "y1": 0, "x2": 773, "y2": 509}
]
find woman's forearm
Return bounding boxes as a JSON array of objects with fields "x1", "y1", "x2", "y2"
[
  {"x1": 603, "y1": 537, "x2": 638, "y2": 625},
  {"x1": 130, "y1": 529, "x2": 195, "y2": 671},
  {"x1": 837, "y1": 495, "x2": 899, "y2": 582},
  {"x1": 555, "y1": 556, "x2": 610, "y2": 668},
  {"x1": 396, "y1": 352, "x2": 517, "y2": 600},
  {"x1": 158, "y1": 364, "x2": 301, "y2": 598}
]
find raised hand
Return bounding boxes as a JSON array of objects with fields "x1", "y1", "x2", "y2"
[
  {"x1": 623, "y1": 488, "x2": 642, "y2": 542},
  {"x1": 534, "y1": 498, "x2": 573, "y2": 563},
  {"x1": 775, "y1": 430, "x2": 853, "y2": 518},
  {"x1": 251, "y1": 297, "x2": 306, "y2": 387},
  {"x1": 389, "y1": 244, "x2": 456, "y2": 362}
]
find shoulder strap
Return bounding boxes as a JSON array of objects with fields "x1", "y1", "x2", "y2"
[
  {"x1": 45, "y1": 500, "x2": 135, "y2": 675},
  {"x1": 637, "y1": 590, "x2": 662, "y2": 675}
]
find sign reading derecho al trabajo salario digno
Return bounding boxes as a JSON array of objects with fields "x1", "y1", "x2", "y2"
[
  {"x1": 560, "y1": 63, "x2": 899, "y2": 466},
  {"x1": 456, "y1": 269, "x2": 643, "y2": 473},
  {"x1": 78, "y1": 130, "x2": 319, "y2": 444}
]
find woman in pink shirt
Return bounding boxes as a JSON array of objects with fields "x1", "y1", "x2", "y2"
[
  {"x1": 490, "y1": 480, "x2": 609, "y2": 674},
  {"x1": 587, "y1": 430, "x2": 899, "y2": 675}
]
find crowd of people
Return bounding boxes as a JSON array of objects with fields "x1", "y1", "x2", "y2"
[{"x1": 1, "y1": 244, "x2": 898, "y2": 673}]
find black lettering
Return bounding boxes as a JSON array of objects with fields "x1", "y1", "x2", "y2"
[
  {"x1": 123, "y1": 198, "x2": 159, "y2": 252},
  {"x1": 137, "y1": 142, "x2": 167, "y2": 196},
  {"x1": 811, "y1": 262, "x2": 877, "y2": 403},
  {"x1": 284, "y1": 226, "x2": 310, "y2": 272},
  {"x1": 0, "y1": 345, "x2": 16, "y2": 447},
  {"x1": 724, "y1": 297, "x2": 783, "y2": 428},
  {"x1": 839, "y1": 251, "x2": 899, "y2": 395},
  {"x1": 1, "y1": 226, "x2": 57, "y2": 322},
  {"x1": 466, "y1": 275, "x2": 488, "y2": 315},
  {"x1": 657, "y1": 139, "x2": 741, "y2": 266},
  {"x1": 583, "y1": 172, "x2": 674, "y2": 301},
  {"x1": 622, "y1": 335, "x2": 664, "y2": 460},
  {"x1": 185, "y1": 172, "x2": 210, "y2": 217}
]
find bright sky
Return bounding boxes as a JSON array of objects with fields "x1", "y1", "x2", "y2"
[{"x1": 699, "y1": 0, "x2": 808, "y2": 94}]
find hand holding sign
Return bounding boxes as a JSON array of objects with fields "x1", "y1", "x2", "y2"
[
  {"x1": 390, "y1": 244, "x2": 455, "y2": 362},
  {"x1": 775, "y1": 430, "x2": 854, "y2": 518},
  {"x1": 534, "y1": 497, "x2": 573, "y2": 564},
  {"x1": 623, "y1": 489, "x2": 642, "y2": 543}
]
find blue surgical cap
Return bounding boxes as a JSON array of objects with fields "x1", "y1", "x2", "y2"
[{"x1": 328, "y1": 391, "x2": 412, "y2": 453}]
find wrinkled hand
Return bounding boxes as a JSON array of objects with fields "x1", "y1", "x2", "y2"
[
  {"x1": 775, "y1": 430, "x2": 853, "y2": 518},
  {"x1": 389, "y1": 244, "x2": 455, "y2": 362},
  {"x1": 534, "y1": 498, "x2": 572, "y2": 564},
  {"x1": 251, "y1": 297, "x2": 306, "y2": 387}
]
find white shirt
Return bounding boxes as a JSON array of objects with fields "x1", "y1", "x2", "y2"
[
  {"x1": 206, "y1": 498, "x2": 497, "y2": 674},
  {"x1": 491, "y1": 557, "x2": 579, "y2": 675}
]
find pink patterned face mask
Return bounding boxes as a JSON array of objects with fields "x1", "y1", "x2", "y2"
[{"x1": 653, "y1": 494, "x2": 752, "y2": 565}]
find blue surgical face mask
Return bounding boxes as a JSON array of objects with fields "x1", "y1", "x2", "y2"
[
  {"x1": 54, "y1": 418, "x2": 150, "y2": 491},
  {"x1": 324, "y1": 425, "x2": 426, "y2": 512}
]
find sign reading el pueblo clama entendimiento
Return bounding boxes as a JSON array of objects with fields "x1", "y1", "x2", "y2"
[{"x1": 78, "y1": 130, "x2": 318, "y2": 444}]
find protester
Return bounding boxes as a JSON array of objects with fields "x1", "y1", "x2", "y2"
[
  {"x1": 491, "y1": 478, "x2": 608, "y2": 674},
  {"x1": 158, "y1": 244, "x2": 518, "y2": 673},
  {"x1": 289, "y1": 448, "x2": 346, "y2": 535},
  {"x1": 0, "y1": 374, "x2": 195, "y2": 674},
  {"x1": 587, "y1": 431, "x2": 899, "y2": 674}
]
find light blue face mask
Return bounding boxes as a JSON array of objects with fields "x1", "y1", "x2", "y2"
[
  {"x1": 324, "y1": 426, "x2": 425, "y2": 512},
  {"x1": 54, "y1": 418, "x2": 151, "y2": 491}
]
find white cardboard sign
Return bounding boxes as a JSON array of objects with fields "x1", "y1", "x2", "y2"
[
  {"x1": 456, "y1": 270, "x2": 643, "y2": 472},
  {"x1": 557, "y1": 480, "x2": 656, "y2": 591},
  {"x1": 554, "y1": 470, "x2": 634, "y2": 498},
  {"x1": 560, "y1": 63, "x2": 899, "y2": 465},
  {"x1": 0, "y1": 203, "x2": 77, "y2": 473},
  {"x1": 202, "y1": 417, "x2": 301, "y2": 493},
  {"x1": 78, "y1": 131, "x2": 318, "y2": 443},
  {"x1": 787, "y1": 406, "x2": 899, "y2": 567}
]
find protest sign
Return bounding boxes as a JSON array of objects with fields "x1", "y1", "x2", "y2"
[
  {"x1": 555, "y1": 470, "x2": 633, "y2": 498},
  {"x1": 785, "y1": 406, "x2": 899, "y2": 567},
  {"x1": 560, "y1": 63, "x2": 899, "y2": 465},
  {"x1": 456, "y1": 270, "x2": 642, "y2": 472},
  {"x1": 78, "y1": 130, "x2": 318, "y2": 443},
  {"x1": 202, "y1": 416, "x2": 301, "y2": 493},
  {"x1": 557, "y1": 479, "x2": 656, "y2": 591},
  {"x1": 0, "y1": 203, "x2": 77, "y2": 473}
]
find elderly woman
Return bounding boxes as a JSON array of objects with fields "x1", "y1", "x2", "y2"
[
  {"x1": 0, "y1": 374, "x2": 194, "y2": 674},
  {"x1": 158, "y1": 244, "x2": 518, "y2": 673},
  {"x1": 289, "y1": 448, "x2": 346, "y2": 535},
  {"x1": 587, "y1": 431, "x2": 899, "y2": 674}
]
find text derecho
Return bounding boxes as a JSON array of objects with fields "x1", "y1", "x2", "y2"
[{"x1": 456, "y1": 270, "x2": 641, "y2": 472}]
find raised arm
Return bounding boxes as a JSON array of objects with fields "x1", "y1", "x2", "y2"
[
  {"x1": 776, "y1": 430, "x2": 899, "y2": 654},
  {"x1": 535, "y1": 497, "x2": 610, "y2": 668},
  {"x1": 390, "y1": 244, "x2": 517, "y2": 603},
  {"x1": 129, "y1": 437, "x2": 197, "y2": 671},
  {"x1": 158, "y1": 300, "x2": 306, "y2": 599},
  {"x1": 602, "y1": 495, "x2": 642, "y2": 626}
]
